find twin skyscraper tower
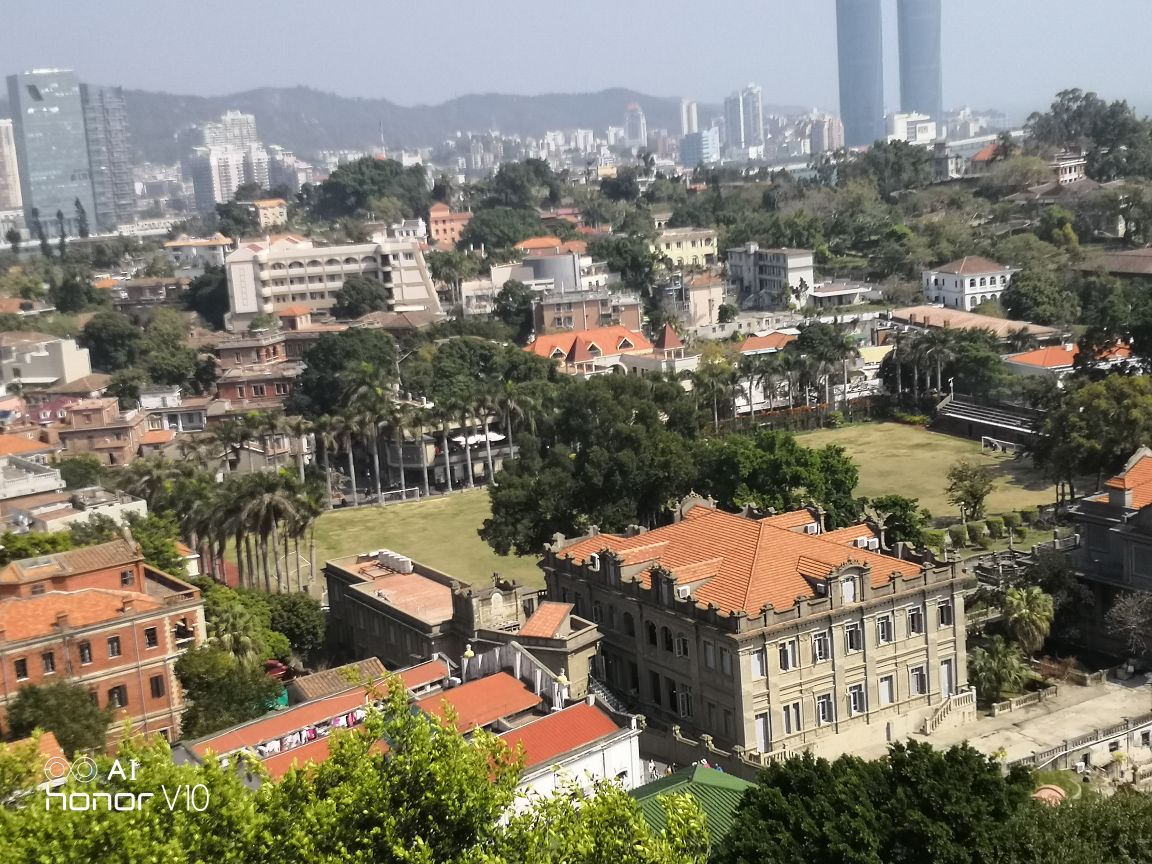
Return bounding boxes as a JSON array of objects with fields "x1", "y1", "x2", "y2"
[{"x1": 836, "y1": 0, "x2": 943, "y2": 148}]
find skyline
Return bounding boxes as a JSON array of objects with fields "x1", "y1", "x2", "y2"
[{"x1": 1, "y1": 1, "x2": 1150, "y2": 122}]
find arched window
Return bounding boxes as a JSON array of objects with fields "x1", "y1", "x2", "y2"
[
  {"x1": 288, "y1": 261, "x2": 304, "y2": 270},
  {"x1": 661, "y1": 626, "x2": 674, "y2": 652},
  {"x1": 623, "y1": 612, "x2": 635, "y2": 636},
  {"x1": 307, "y1": 259, "x2": 322, "y2": 268},
  {"x1": 325, "y1": 258, "x2": 341, "y2": 266},
  {"x1": 343, "y1": 257, "x2": 358, "y2": 265},
  {"x1": 646, "y1": 621, "x2": 657, "y2": 646}
]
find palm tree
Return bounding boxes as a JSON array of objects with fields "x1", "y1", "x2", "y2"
[
  {"x1": 1006, "y1": 326, "x2": 1039, "y2": 354},
  {"x1": 312, "y1": 415, "x2": 339, "y2": 509},
  {"x1": 454, "y1": 397, "x2": 477, "y2": 489},
  {"x1": 345, "y1": 362, "x2": 393, "y2": 503},
  {"x1": 967, "y1": 636, "x2": 1029, "y2": 703},
  {"x1": 1003, "y1": 587, "x2": 1055, "y2": 655},
  {"x1": 777, "y1": 349, "x2": 805, "y2": 409},
  {"x1": 336, "y1": 412, "x2": 360, "y2": 508},
  {"x1": 755, "y1": 353, "x2": 785, "y2": 412},
  {"x1": 409, "y1": 404, "x2": 432, "y2": 499},
  {"x1": 918, "y1": 328, "x2": 957, "y2": 395},
  {"x1": 473, "y1": 386, "x2": 498, "y2": 485},
  {"x1": 387, "y1": 401, "x2": 411, "y2": 499},
  {"x1": 207, "y1": 602, "x2": 260, "y2": 662},
  {"x1": 241, "y1": 472, "x2": 299, "y2": 592},
  {"x1": 284, "y1": 416, "x2": 312, "y2": 483},
  {"x1": 433, "y1": 402, "x2": 456, "y2": 493},
  {"x1": 211, "y1": 418, "x2": 248, "y2": 474},
  {"x1": 737, "y1": 354, "x2": 762, "y2": 417}
]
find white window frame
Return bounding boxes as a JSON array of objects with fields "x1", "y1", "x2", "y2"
[
  {"x1": 777, "y1": 639, "x2": 799, "y2": 672},
  {"x1": 783, "y1": 701, "x2": 802, "y2": 735},
  {"x1": 907, "y1": 605, "x2": 925, "y2": 635},
  {"x1": 703, "y1": 640, "x2": 715, "y2": 669},
  {"x1": 845, "y1": 622, "x2": 863, "y2": 653},
  {"x1": 720, "y1": 648, "x2": 732, "y2": 676},
  {"x1": 938, "y1": 601, "x2": 954, "y2": 628},
  {"x1": 751, "y1": 647, "x2": 767, "y2": 678},
  {"x1": 848, "y1": 683, "x2": 866, "y2": 716},
  {"x1": 841, "y1": 577, "x2": 857, "y2": 603},
  {"x1": 879, "y1": 675, "x2": 894, "y2": 705},
  {"x1": 911, "y1": 665, "x2": 928, "y2": 696},
  {"x1": 675, "y1": 633, "x2": 690, "y2": 658},
  {"x1": 816, "y1": 693, "x2": 834, "y2": 725},
  {"x1": 677, "y1": 685, "x2": 693, "y2": 718},
  {"x1": 812, "y1": 631, "x2": 830, "y2": 663},
  {"x1": 877, "y1": 614, "x2": 894, "y2": 645}
]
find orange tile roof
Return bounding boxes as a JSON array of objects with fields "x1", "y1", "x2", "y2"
[
  {"x1": 0, "y1": 539, "x2": 141, "y2": 585},
  {"x1": 500, "y1": 702, "x2": 621, "y2": 769},
  {"x1": 261, "y1": 736, "x2": 389, "y2": 780},
  {"x1": 417, "y1": 672, "x2": 542, "y2": 732},
  {"x1": 277, "y1": 305, "x2": 312, "y2": 316},
  {"x1": 140, "y1": 429, "x2": 175, "y2": 446},
  {"x1": 560, "y1": 507, "x2": 921, "y2": 614},
  {"x1": 739, "y1": 332, "x2": 797, "y2": 354},
  {"x1": 1009, "y1": 342, "x2": 1130, "y2": 369},
  {"x1": 528, "y1": 326, "x2": 653, "y2": 361},
  {"x1": 654, "y1": 323, "x2": 683, "y2": 351},
  {"x1": 759, "y1": 509, "x2": 817, "y2": 530},
  {"x1": 1104, "y1": 452, "x2": 1152, "y2": 508},
  {"x1": 935, "y1": 256, "x2": 1011, "y2": 275},
  {"x1": 0, "y1": 434, "x2": 53, "y2": 457},
  {"x1": 519, "y1": 601, "x2": 573, "y2": 639},
  {"x1": 971, "y1": 143, "x2": 999, "y2": 163},
  {"x1": 0, "y1": 589, "x2": 164, "y2": 642},
  {"x1": 516, "y1": 236, "x2": 565, "y2": 251},
  {"x1": 93, "y1": 277, "x2": 121, "y2": 290},
  {"x1": 822, "y1": 524, "x2": 877, "y2": 545}
]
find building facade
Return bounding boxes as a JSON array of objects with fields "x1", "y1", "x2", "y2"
[
  {"x1": 0, "y1": 332, "x2": 92, "y2": 390},
  {"x1": 726, "y1": 244, "x2": 816, "y2": 309},
  {"x1": 652, "y1": 227, "x2": 718, "y2": 269},
  {"x1": 0, "y1": 540, "x2": 206, "y2": 740},
  {"x1": 6, "y1": 69, "x2": 96, "y2": 236},
  {"x1": 187, "y1": 147, "x2": 248, "y2": 214},
  {"x1": 680, "y1": 129, "x2": 721, "y2": 168},
  {"x1": 224, "y1": 234, "x2": 442, "y2": 330},
  {"x1": 897, "y1": 0, "x2": 944, "y2": 122},
  {"x1": 625, "y1": 104, "x2": 648, "y2": 148},
  {"x1": 428, "y1": 203, "x2": 472, "y2": 249},
  {"x1": 836, "y1": 0, "x2": 886, "y2": 148},
  {"x1": 533, "y1": 287, "x2": 643, "y2": 333},
  {"x1": 80, "y1": 84, "x2": 134, "y2": 231},
  {"x1": 543, "y1": 501, "x2": 971, "y2": 757},
  {"x1": 164, "y1": 233, "x2": 233, "y2": 270},
  {"x1": 921, "y1": 256, "x2": 1018, "y2": 310},
  {"x1": 0, "y1": 119, "x2": 22, "y2": 212}
]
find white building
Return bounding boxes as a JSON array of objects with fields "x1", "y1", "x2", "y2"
[
  {"x1": 726, "y1": 244, "x2": 816, "y2": 310},
  {"x1": 163, "y1": 233, "x2": 233, "y2": 270},
  {"x1": 921, "y1": 256, "x2": 1018, "y2": 311},
  {"x1": 0, "y1": 118, "x2": 22, "y2": 211},
  {"x1": 624, "y1": 105, "x2": 647, "y2": 147},
  {"x1": 0, "y1": 332, "x2": 92, "y2": 389},
  {"x1": 887, "y1": 113, "x2": 938, "y2": 145},
  {"x1": 199, "y1": 111, "x2": 260, "y2": 149},
  {"x1": 187, "y1": 147, "x2": 248, "y2": 214},
  {"x1": 224, "y1": 234, "x2": 442, "y2": 330}
]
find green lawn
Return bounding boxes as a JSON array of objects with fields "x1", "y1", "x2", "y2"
[
  {"x1": 312, "y1": 490, "x2": 545, "y2": 588},
  {"x1": 795, "y1": 422, "x2": 1058, "y2": 522}
]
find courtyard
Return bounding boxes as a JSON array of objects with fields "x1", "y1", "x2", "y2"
[{"x1": 796, "y1": 422, "x2": 1058, "y2": 521}]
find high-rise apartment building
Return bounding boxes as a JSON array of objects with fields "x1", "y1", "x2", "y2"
[
  {"x1": 0, "y1": 119, "x2": 22, "y2": 212},
  {"x1": 187, "y1": 147, "x2": 249, "y2": 213},
  {"x1": 6, "y1": 69, "x2": 96, "y2": 236},
  {"x1": 680, "y1": 100, "x2": 699, "y2": 137},
  {"x1": 680, "y1": 129, "x2": 721, "y2": 168},
  {"x1": 624, "y1": 104, "x2": 648, "y2": 147},
  {"x1": 723, "y1": 94, "x2": 745, "y2": 150},
  {"x1": 741, "y1": 84, "x2": 765, "y2": 148},
  {"x1": 199, "y1": 110, "x2": 260, "y2": 149},
  {"x1": 808, "y1": 114, "x2": 846, "y2": 154},
  {"x1": 835, "y1": 0, "x2": 886, "y2": 148},
  {"x1": 897, "y1": 0, "x2": 943, "y2": 122},
  {"x1": 81, "y1": 84, "x2": 134, "y2": 230}
]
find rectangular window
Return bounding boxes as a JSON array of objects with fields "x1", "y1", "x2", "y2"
[
  {"x1": 42, "y1": 652, "x2": 55, "y2": 674},
  {"x1": 108, "y1": 636, "x2": 122, "y2": 658},
  {"x1": 812, "y1": 631, "x2": 830, "y2": 663},
  {"x1": 848, "y1": 683, "x2": 866, "y2": 716},
  {"x1": 79, "y1": 641, "x2": 92, "y2": 665},
  {"x1": 841, "y1": 577, "x2": 857, "y2": 603},
  {"x1": 755, "y1": 712, "x2": 770, "y2": 751},
  {"x1": 121, "y1": 570, "x2": 134, "y2": 587},
  {"x1": 665, "y1": 677, "x2": 678, "y2": 711},
  {"x1": 723, "y1": 709, "x2": 733, "y2": 737},
  {"x1": 14, "y1": 658, "x2": 28, "y2": 680},
  {"x1": 938, "y1": 601, "x2": 954, "y2": 628},
  {"x1": 649, "y1": 671, "x2": 662, "y2": 706},
  {"x1": 817, "y1": 693, "x2": 834, "y2": 725},
  {"x1": 108, "y1": 685, "x2": 128, "y2": 708},
  {"x1": 777, "y1": 639, "x2": 798, "y2": 672},
  {"x1": 150, "y1": 675, "x2": 165, "y2": 698},
  {"x1": 592, "y1": 601, "x2": 602, "y2": 623},
  {"x1": 675, "y1": 633, "x2": 690, "y2": 658},
  {"x1": 911, "y1": 666, "x2": 928, "y2": 696},
  {"x1": 908, "y1": 605, "x2": 925, "y2": 635},
  {"x1": 678, "y1": 684, "x2": 693, "y2": 718},
  {"x1": 877, "y1": 615, "x2": 894, "y2": 645},
  {"x1": 252, "y1": 384, "x2": 267, "y2": 397},
  {"x1": 703, "y1": 640, "x2": 716, "y2": 669},
  {"x1": 144, "y1": 627, "x2": 158, "y2": 649},
  {"x1": 783, "y1": 701, "x2": 802, "y2": 735},
  {"x1": 879, "y1": 675, "x2": 894, "y2": 705},
  {"x1": 719, "y1": 648, "x2": 732, "y2": 676},
  {"x1": 747, "y1": 647, "x2": 764, "y2": 678},
  {"x1": 845, "y1": 623, "x2": 863, "y2": 653}
]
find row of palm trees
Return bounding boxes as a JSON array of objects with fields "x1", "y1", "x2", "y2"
[{"x1": 886, "y1": 325, "x2": 1038, "y2": 404}]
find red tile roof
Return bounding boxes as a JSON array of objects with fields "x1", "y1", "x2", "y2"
[
  {"x1": 971, "y1": 143, "x2": 999, "y2": 163},
  {"x1": 0, "y1": 434, "x2": 53, "y2": 457},
  {"x1": 140, "y1": 429, "x2": 175, "y2": 446},
  {"x1": 935, "y1": 256, "x2": 1011, "y2": 275},
  {"x1": 1104, "y1": 451, "x2": 1152, "y2": 508},
  {"x1": 500, "y1": 702, "x2": 621, "y2": 769},
  {"x1": 654, "y1": 323, "x2": 683, "y2": 351},
  {"x1": 759, "y1": 509, "x2": 817, "y2": 530},
  {"x1": 739, "y1": 332, "x2": 797, "y2": 354},
  {"x1": 519, "y1": 601, "x2": 573, "y2": 639},
  {"x1": 1008, "y1": 342, "x2": 1130, "y2": 369},
  {"x1": 561, "y1": 507, "x2": 921, "y2": 614},
  {"x1": 261, "y1": 736, "x2": 388, "y2": 780},
  {"x1": 822, "y1": 524, "x2": 878, "y2": 545},
  {"x1": 0, "y1": 540, "x2": 141, "y2": 585},
  {"x1": 528, "y1": 327, "x2": 653, "y2": 362},
  {"x1": 0, "y1": 589, "x2": 164, "y2": 642},
  {"x1": 277, "y1": 305, "x2": 312, "y2": 316},
  {"x1": 417, "y1": 672, "x2": 542, "y2": 732}
]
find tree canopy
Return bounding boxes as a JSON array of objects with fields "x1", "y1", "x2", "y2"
[
  {"x1": 331, "y1": 274, "x2": 392, "y2": 319},
  {"x1": 5, "y1": 680, "x2": 113, "y2": 757},
  {"x1": 290, "y1": 329, "x2": 399, "y2": 417},
  {"x1": 310, "y1": 157, "x2": 430, "y2": 220}
]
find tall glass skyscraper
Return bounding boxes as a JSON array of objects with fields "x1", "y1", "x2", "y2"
[
  {"x1": 836, "y1": 0, "x2": 886, "y2": 148},
  {"x1": 6, "y1": 69, "x2": 96, "y2": 236},
  {"x1": 897, "y1": 0, "x2": 943, "y2": 122},
  {"x1": 82, "y1": 84, "x2": 134, "y2": 231}
]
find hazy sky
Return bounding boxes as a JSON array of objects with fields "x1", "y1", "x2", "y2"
[{"x1": 3, "y1": 0, "x2": 1149, "y2": 119}]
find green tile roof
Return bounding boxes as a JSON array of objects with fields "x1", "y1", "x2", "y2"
[{"x1": 630, "y1": 764, "x2": 753, "y2": 844}]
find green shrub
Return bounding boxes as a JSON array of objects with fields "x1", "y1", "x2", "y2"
[
  {"x1": 947, "y1": 524, "x2": 968, "y2": 547},
  {"x1": 976, "y1": 534, "x2": 994, "y2": 550},
  {"x1": 892, "y1": 411, "x2": 931, "y2": 426},
  {"x1": 923, "y1": 529, "x2": 947, "y2": 550},
  {"x1": 967, "y1": 521, "x2": 987, "y2": 543},
  {"x1": 1002, "y1": 512, "x2": 1022, "y2": 532},
  {"x1": 1020, "y1": 507, "x2": 1039, "y2": 526},
  {"x1": 985, "y1": 516, "x2": 1005, "y2": 539},
  {"x1": 825, "y1": 411, "x2": 845, "y2": 428}
]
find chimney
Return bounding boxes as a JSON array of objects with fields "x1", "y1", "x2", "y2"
[
  {"x1": 54, "y1": 612, "x2": 70, "y2": 630},
  {"x1": 120, "y1": 598, "x2": 134, "y2": 614},
  {"x1": 586, "y1": 693, "x2": 596, "y2": 707}
]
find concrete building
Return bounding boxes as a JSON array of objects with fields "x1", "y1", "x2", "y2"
[
  {"x1": 242, "y1": 198, "x2": 288, "y2": 228},
  {"x1": 533, "y1": 287, "x2": 643, "y2": 333},
  {"x1": 887, "y1": 113, "x2": 938, "y2": 145},
  {"x1": 726, "y1": 244, "x2": 816, "y2": 310},
  {"x1": 836, "y1": 0, "x2": 886, "y2": 148},
  {"x1": 0, "y1": 119, "x2": 22, "y2": 211},
  {"x1": 107, "y1": 276, "x2": 191, "y2": 316},
  {"x1": 921, "y1": 256, "x2": 1018, "y2": 311},
  {"x1": 139, "y1": 387, "x2": 211, "y2": 434},
  {"x1": 680, "y1": 100, "x2": 699, "y2": 136},
  {"x1": 187, "y1": 147, "x2": 248, "y2": 214},
  {"x1": 57, "y1": 397, "x2": 148, "y2": 467},
  {"x1": 680, "y1": 129, "x2": 721, "y2": 168},
  {"x1": 808, "y1": 114, "x2": 846, "y2": 155},
  {"x1": 198, "y1": 111, "x2": 259, "y2": 149},
  {"x1": 224, "y1": 234, "x2": 441, "y2": 330},
  {"x1": 0, "y1": 540, "x2": 206, "y2": 741},
  {"x1": 267, "y1": 146, "x2": 314, "y2": 194},
  {"x1": 897, "y1": 0, "x2": 944, "y2": 122},
  {"x1": 80, "y1": 85, "x2": 134, "y2": 231},
  {"x1": 163, "y1": 233, "x2": 233, "y2": 270},
  {"x1": 660, "y1": 273, "x2": 728, "y2": 328},
  {"x1": 741, "y1": 85, "x2": 765, "y2": 148},
  {"x1": 652, "y1": 227, "x2": 718, "y2": 269},
  {"x1": 625, "y1": 104, "x2": 648, "y2": 148},
  {"x1": 3, "y1": 484, "x2": 148, "y2": 534},
  {"x1": 543, "y1": 500, "x2": 972, "y2": 758},
  {"x1": 428, "y1": 202, "x2": 472, "y2": 250},
  {"x1": 6, "y1": 69, "x2": 96, "y2": 236},
  {"x1": 1002, "y1": 342, "x2": 1133, "y2": 382},
  {"x1": 723, "y1": 93, "x2": 745, "y2": 150},
  {"x1": 0, "y1": 332, "x2": 92, "y2": 390}
]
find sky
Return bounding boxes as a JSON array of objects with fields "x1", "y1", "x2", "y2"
[{"x1": 2, "y1": 0, "x2": 1149, "y2": 121}]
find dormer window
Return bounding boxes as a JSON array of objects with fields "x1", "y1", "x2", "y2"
[{"x1": 841, "y1": 577, "x2": 857, "y2": 603}]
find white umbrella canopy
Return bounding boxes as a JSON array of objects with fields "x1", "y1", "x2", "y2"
[{"x1": 451, "y1": 432, "x2": 507, "y2": 446}]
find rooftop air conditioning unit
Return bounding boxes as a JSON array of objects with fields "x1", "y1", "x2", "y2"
[
  {"x1": 805, "y1": 523, "x2": 819, "y2": 535},
  {"x1": 856, "y1": 537, "x2": 869, "y2": 549},
  {"x1": 675, "y1": 584, "x2": 691, "y2": 600},
  {"x1": 867, "y1": 538, "x2": 880, "y2": 551}
]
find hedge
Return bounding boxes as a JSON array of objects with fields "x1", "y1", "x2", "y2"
[{"x1": 985, "y1": 515, "x2": 1005, "y2": 539}]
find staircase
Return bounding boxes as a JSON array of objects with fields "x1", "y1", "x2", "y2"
[
  {"x1": 923, "y1": 688, "x2": 976, "y2": 735},
  {"x1": 588, "y1": 676, "x2": 631, "y2": 715}
]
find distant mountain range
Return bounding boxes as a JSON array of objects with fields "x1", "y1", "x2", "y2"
[{"x1": 0, "y1": 85, "x2": 804, "y2": 165}]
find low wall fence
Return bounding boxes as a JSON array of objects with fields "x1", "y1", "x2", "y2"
[{"x1": 991, "y1": 685, "x2": 1059, "y2": 717}]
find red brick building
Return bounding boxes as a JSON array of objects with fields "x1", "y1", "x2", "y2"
[{"x1": 0, "y1": 540, "x2": 207, "y2": 742}]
